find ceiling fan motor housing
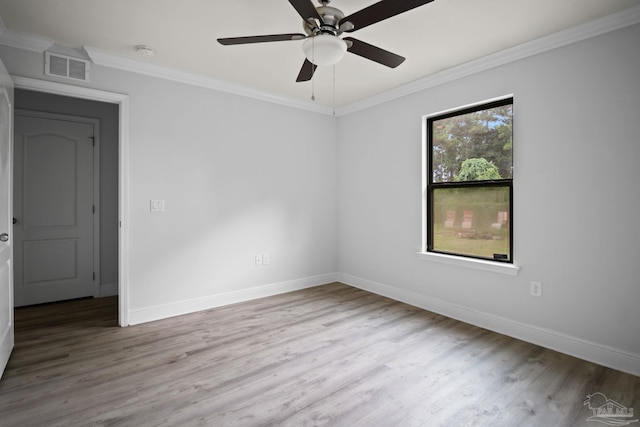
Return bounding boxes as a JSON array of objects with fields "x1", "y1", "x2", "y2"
[{"x1": 305, "y1": 5, "x2": 345, "y2": 36}]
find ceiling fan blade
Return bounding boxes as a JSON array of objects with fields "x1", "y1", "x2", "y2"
[
  {"x1": 296, "y1": 59, "x2": 318, "y2": 82},
  {"x1": 344, "y1": 37, "x2": 405, "y2": 68},
  {"x1": 340, "y1": 0, "x2": 434, "y2": 32},
  {"x1": 218, "y1": 33, "x2": 306, "y2": 45},
  {"x1": 288, "y1": 0, "x2": 322, "y2": 22}
]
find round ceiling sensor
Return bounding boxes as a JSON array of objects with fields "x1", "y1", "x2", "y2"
[{"x1": 135, "y1": 45, "x2": 155, "y2": 58}]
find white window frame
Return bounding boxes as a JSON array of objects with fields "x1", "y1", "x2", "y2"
[{"x1": 418, "y1": 95, "x2": 519, "y2": 276}]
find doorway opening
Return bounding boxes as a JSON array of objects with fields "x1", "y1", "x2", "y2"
[
  {"x1": 13, "y1": 77, "x2": 130, "y2": 326},
  {"x1": 14, "y1": 108, "x2": 104, "y2": 306}
]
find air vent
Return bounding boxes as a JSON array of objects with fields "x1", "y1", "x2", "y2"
[{"x1": 45, "y1": 52, "x2": 90, "y2": 82}]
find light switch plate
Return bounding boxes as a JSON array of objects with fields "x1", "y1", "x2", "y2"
[{"x1": 150, "y1": 200, "x2": 165, "y2": 212}]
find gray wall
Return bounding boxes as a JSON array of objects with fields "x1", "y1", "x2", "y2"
[
  {"x1": 14, "y1": 89, "x2": 119, "y2": 292},
  {"x1": 0, "y1": 43, "x2": 338, "y2": 319},
  {"x1": 337, "y1": 24, "x2": 640, "y2": 367}
]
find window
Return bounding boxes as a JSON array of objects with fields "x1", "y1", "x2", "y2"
[{"x1": 426, "y1": 97, "x2": 513, "y2": 262}]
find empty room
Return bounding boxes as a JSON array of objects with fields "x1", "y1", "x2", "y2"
[{"x1": 0, "y1": 1, "x2": 639, "y2": 426}]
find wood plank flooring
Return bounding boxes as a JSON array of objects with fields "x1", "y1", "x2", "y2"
[{"x1": 0, "y1": 283, "x2": 638, "y2": 426}]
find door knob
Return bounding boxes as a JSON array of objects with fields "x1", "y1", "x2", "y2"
[
  {"x1": 0, "y1": 233, "x2": 8, "y2": 242},
  {"x1": 13, "y1": 217, "x2": 17, "y2": 224}
]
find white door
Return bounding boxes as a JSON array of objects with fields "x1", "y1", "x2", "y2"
[
  {"x1": 13, "y1": 111, "x2": 96, "y2": 307},
  {"x1": 0, "y1": 66, "x2": 14, "y2": 379}
]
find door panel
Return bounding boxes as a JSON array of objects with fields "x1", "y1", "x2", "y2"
[
  {"x1": 24, "y1": 134, "x2": 78, "y2": 228},
  {"x1": 0, "y1": 67, "x2": 13, "y2": 379},
  {"x1": 24, "y1": 238, "x2": 78, "y2": 283},
  {"x1": 14, "y1": 111, "x2": 95, "y2": 307}
]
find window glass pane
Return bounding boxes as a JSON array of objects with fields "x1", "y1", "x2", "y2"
[
  {"x1": 432, "y1": 104, "x2": 512, "y2": 183},
  {"x1": 432, "y1": 186, "x2": 510, "y2": 261}
]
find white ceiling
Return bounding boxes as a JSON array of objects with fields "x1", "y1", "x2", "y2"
[{"x1": 1, "y1": 0, "x2": 639, "y2": 107}]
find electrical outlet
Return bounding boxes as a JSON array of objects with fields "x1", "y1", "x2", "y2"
[
  {"x1": 262, "y1": 253, "x2": 270, "y2": 265},
  {"x1": 530, "y1": 281, "x2": 542, "y2": 298},
  {"x1": 255, "y1": 254, "x2": 263, "y2": 266}
]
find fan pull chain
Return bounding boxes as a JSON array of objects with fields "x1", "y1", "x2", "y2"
[
  {"x1": 311, "y1": 37, "x2": 315, "y2": 101},
  {"x1": 332, "y1": 65, "x2": 336, "y2": 116}
]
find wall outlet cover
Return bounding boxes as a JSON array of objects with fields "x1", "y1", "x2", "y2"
[{"x1": 530, "y1": 281, "x2": 542, "y2": 298}]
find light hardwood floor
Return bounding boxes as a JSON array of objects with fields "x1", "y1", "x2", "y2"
[{"x1": 0, "y1": 283, "x2": 638, "y2": 426}]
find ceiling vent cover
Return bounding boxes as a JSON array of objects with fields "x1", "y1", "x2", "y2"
[{"x1": 45, "y1": 52, "x2": 90, "y2": 81}]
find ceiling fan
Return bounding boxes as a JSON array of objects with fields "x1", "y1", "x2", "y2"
[{"x1": 217, "y1": 0, "x2": 435, "y2": 82}]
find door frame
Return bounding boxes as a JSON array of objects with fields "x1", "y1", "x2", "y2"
[
  {"x1": 14, "y1": 108, "x2": 101, "y2": 301},
  {"x1": 12, "y1": 76, "x2": 130, "y2": 326}
]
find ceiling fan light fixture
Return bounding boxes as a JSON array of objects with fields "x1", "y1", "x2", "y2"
[{"x1": 302, "y1": 34, "x2": 347, "y2": 66}]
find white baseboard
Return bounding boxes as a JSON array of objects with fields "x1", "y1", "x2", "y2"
[
  {"x1": 337, "y1": 272, "x2": 640, "y2": 377},
  {"x1": 100, "y1": 282, "x2": 118, "y2": 297},
  {"x1": 128, "y1": 273, "x2": 337, "y2": 326}
]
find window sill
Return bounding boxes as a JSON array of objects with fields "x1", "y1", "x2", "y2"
[{"x1": 417, "y1": 252, "x2": 520, "y2": 276}]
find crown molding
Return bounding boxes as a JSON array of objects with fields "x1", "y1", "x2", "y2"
[
  {"x1": 0, "y1": 17, "x2": 54, "y2": 53},
  {"x1": 335, "y1": 4, "x2": 640, "y2": 116},
  {"x1": 0, "y1": 29, "x2": 54, "y2": 52},
  {"x1": 3, "y1": 5, "x2": 637, "y2": 117},
  {"x1": 83, "y1": 46, "x2": 334, "y2": 116},
  {"x1": 86, "y1": 4, "x2": 640, "y2": 117}
]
